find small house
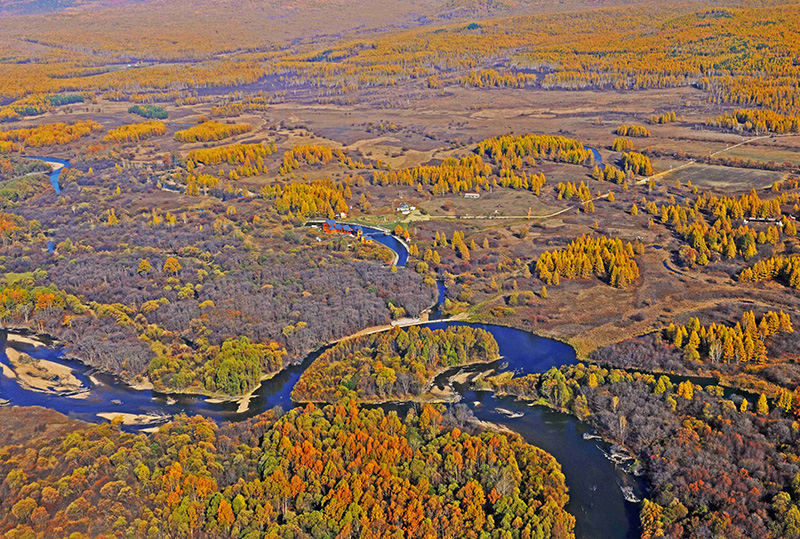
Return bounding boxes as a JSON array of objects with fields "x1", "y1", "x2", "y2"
[{"x1": 464, "y1": 192, "x2": 480, "y2": 199}]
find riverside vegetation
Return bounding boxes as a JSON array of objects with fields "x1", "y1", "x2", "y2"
[{"x1": 0, "y1": 0, "x2": 799, "y2": 537}]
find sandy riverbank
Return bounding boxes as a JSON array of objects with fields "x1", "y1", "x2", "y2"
[
  {"x1": 5, "y1": 346, "x2": 88, "y2": 398},
  {"x1": 1, "y1": 360, "x2": 16, "y2": 379},
  {"x1": 96, "y1": 412, "x2": 166, "y2": 426},
  {"x1": 467, "y1": 418, "x2": 517, "y2": 436},
  {"x1": 129, "y1": 377, "x2": 154, "y2": 391},
  {"x1": 7, "y1": 334, "x2": 46, "y2": 348}
]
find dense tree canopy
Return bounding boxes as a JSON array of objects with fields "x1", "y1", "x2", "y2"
[
  {"x1": 293, "y1": 325, "x2": 500, "y2": 402},
  {"x1": 0, "y1": 402, "x2": 575, "y2": 539}
]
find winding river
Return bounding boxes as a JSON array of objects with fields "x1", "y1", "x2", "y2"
[
  {"x1": 0, "y1": 157, "x2": 645, "y2": 538},
  {"x1": 308, "y1": 220, "x2": 410, "y2": 267},
  {"x1": 0, "y1": 320, "x2": 646, "y2": 539},
  {"x1": 22, "y1": 155, "x2": 70, "y2": 194},
  {"x1": 360, "y1": 224, "x2": 409, "y2": 267}
]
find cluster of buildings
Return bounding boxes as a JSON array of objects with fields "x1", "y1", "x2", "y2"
[
  {"x1": 322, "y1": 219, "x2": 367, "y2": 239},
  {"x1": 396, "y1": 203, "x2": 416, "y2": 215}
]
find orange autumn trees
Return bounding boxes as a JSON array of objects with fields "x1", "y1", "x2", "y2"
[
  {"x1": 621, "y1": 151, "x2": 654, "y2": 176},
  {"x1": 0, "y1": 402, "x2": 574, "y2": 539},
  {"x1": 0, "y1": 212, "x2": 22, "y2": 246},
  {"x1": 740, "y1": 254, "x2": 800, "y2": 288},
  {"x1": 103, "y1": 120, "x2": 166, "y2": 143},
  {"x1": 279, "y1": 144, "x2": 365, "y2": 174},
  {"x1": 651, "y1": 189, "x2": 787, "y2": 266},
  {"x1": 459, "y1": 68, "x2": 538, "y2": 88},
  {"x1": 187, "y1": 141, "x2": 275, "y2": 167},
  {"x1": 174, "y1": 121, "x2": 251, "y2": 143},
  {"x1": 0, "y1": 120, "x2": 102, "y2": 147},
  {"x1": 615, "y1": 124, "x2": 651, "y2": 137},
  {"x1": 372, "y1": 154, "x2": 491, "y2": 195},
  {"x1": 477, "y1": 133, "x2": 593, "y2": 167},
  {"x1": 706, "y1": 109, "x2": 800, "y2": 134},
  {"x1": 268, "y1": 178, "x2": 349, "y2": 218},
  {"x1": 187, "y1": 141, "x2": 275, "y2": 179},
  {"x1": 662, "y1": 310, "x2": 793, "y2": 364},
  {"x1": 535, "y1": 235, "x2": 641, "y2": 288},
  {"x1": 293, "y1": 325, "x2": 499, "y2": 402}
]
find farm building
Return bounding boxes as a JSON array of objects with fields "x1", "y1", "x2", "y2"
[{"x1": 322, "y1": 219, "x2": 364, "y2": 237}]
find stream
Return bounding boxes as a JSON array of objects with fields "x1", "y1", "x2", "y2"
[
  {"x1": 22, "y1": 156, "x2": 70, "y2": 194},
  {"x1": 585, "y1": 146, "x2": 604, "y2": 170},
  {"x1": 0, "y1": 156, "x2": 646, "y2": 538}
]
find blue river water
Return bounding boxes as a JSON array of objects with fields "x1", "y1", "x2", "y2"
[
  {"x1": 22, "y1": 156, "x2": 70, "y2": 194},
  {"x1": 0, "y1": 319, "x2": 645, "y2": 539},
  {"x1": 309, "y1": 221, "x2": 410, "y2": 267},
  {"x1": 1, "y1": 157, "x2": 644, "y2": 538},
  {"x1": 360, "y1": 225, "x2": 409, "y2": 267},
  {"x1": 585, "y1": 146, "x2": 604, "y2": 170}
]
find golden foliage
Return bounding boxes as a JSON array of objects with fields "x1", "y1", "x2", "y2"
[
  {"x1": 174, "y1": 121, "x2": 251, "y2": 143},
  {"x1": 103, "y1": 120, "x2": 166, "y2": 143}
]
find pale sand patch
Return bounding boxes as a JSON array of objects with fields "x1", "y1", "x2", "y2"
[
  {"x1": 468, "y1": 418, "x2": 516, "y2": 435},
  {"x1": 6, "y1": 347, "x2": 86, "y2": 395},
  {"x1": 232, "y1": 371, "x2": 280, "y2": 413},
  {"x1": 428, "y1": 384, "x2": 458, "y2": 401},
  {"x1": 89, "y1": 375, "x2": 102, "y2": 386},
  {"x1": 1, "y1": 360, "x2": 16, "y2": 379},
  {"x1": 96, "y1": 412, "x2": 164, "y2": 425},
  {"x1": 237, "y1": 393, "x2": 253, "y2": 414},
  {"x1": 7, "y1": 334, "x2": 46, "y2": 348},
  {"x1": 129, "y1": 377, "x2": 154, "y2": 391},
  {"x1": 449, "y1": 372, "x2": 473, "y2": 385}
]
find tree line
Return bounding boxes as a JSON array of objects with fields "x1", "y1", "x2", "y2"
[
  {"x1": 174, "y1": 121, "x2": 251, "y2": 143},
  {"x1": 740, "y1": 254, "x2": 800, "y2": 288},
  {"x1": 615, "y1": 125, "x2": 651, "y2": 137},
  {"x1": 104, "y1": 120, "x2": 166, "y2": 143},
  {"x1": 0, "y1": 120, "x2": 102, "y2": 147},
  {"x1": 128, "y1": 104, "x2": 168, "y2": 119},
  {"x1": 0, "y1": 401, "x2": 575, "y2": 539},
  {"x1": 662, "y1": 310, "x2": 793, "y2": 364},
  {"x1": 706, "y1": 108, "x2": 800, "y2": 134}
]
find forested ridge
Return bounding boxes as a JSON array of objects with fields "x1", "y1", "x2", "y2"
[
  {"x1": 0, "y1": 402, "x2": 575, "y2": 539},
  {"x1": 292, "y1": 325, "x2": 500, "y2": 403}
]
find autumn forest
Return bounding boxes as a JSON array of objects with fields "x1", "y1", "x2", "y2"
[{"x1": 0, "y1": 0, "x2": 799, "y2": 538}]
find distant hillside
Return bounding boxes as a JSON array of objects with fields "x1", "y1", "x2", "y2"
[
  {"x1": 0, "y1": 0, "x2": 511, "y2": 18},
  {"x1": 0, "y1": 0, "x2": 139, "y2": 16}
]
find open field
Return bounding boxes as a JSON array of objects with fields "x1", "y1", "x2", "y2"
[
  {"x1": 2, "y1": 2, "x2": 800, "y2": 539},
  {"x1": 659, "y1": 164, "x2": 787, "y2": 191}
]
